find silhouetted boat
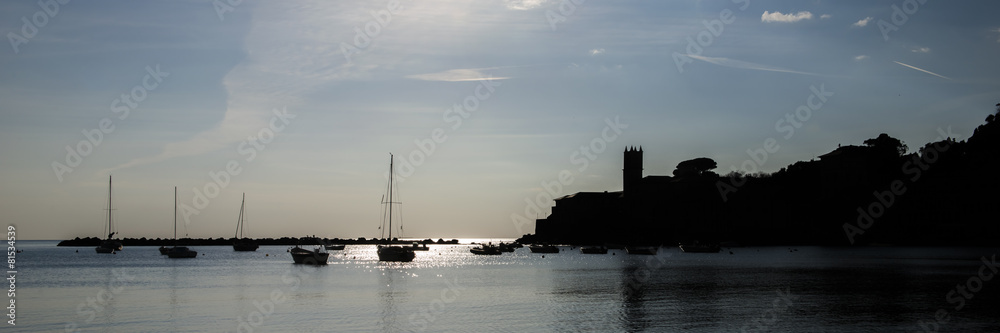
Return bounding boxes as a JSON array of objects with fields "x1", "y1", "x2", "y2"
[
  {"x1": 408, "y1": 242, "x2": 429, "y2": 251},
  {"x1": 166, "y1": 187, "x2": 197, "y2": 259},
  {"x1": 290, "y1": 246, "x2": 329, "y2": 265},
  {"x1": 470, "y1": 245, "x2": 502, "y2": 255},
  {"x1": 95, "y1": 175, "x2": 123, "y2": 254},
  {"x1": 529, "y1": 245, "x2": 559, "y2": 253},
  {"x1": 679, "y1": 241, "x2": 720, "y2": 253},
  {"x1": 498, "y1": 243, "x2": 515, "y2": 252},
  {"x1": 158, "y1": 246, "x2": 169, "y2": 255},
  {"x1": 376, "y1": 154, "x2": 415, "y2": 262},
  {"x1": 581, "y1": 246, "x2": 608, "y2": 254},
  {"x1": 232, "y1": 193, "x2": 258, "y2": 251},
  {"x1": 626, "y1": 246, "x2": 658, "y2": 255},
  {"x1": 324, "y1": 244, "x2": 346, "y2": 250}
]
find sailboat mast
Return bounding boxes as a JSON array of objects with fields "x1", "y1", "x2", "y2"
[
  {"x1": 174, "y1": 186, "x2": 177, "y2": 242},
  {"x1": 235, "y1": 193, "x2": 245, "y2": 238},
  {"x1": 107, "y1": 175, "x2": 113, "y2": 239},
  {"x1": 388, "y1": 154, "x2": 393, "y2": 242}
]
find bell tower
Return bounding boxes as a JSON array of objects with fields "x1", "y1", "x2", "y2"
[{"x1": 623, "y1": 146, "x2": 643, "y2": 194}]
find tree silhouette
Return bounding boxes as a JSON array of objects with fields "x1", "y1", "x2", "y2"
[
  {"x1": 673, "y1": 157, "x2": 718, "y2": 177},
  {"x1": 864, "y1": 133, "x2": 908, "y2": 157}
]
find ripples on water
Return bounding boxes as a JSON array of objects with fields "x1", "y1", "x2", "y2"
[{"x1": 10, "y1": 241, "x2": 1000, "y2": 332}]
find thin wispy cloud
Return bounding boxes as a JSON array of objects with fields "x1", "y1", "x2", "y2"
[
  {"x1": 589, "y1": 48, "x2": 605, "y2": 56},
  {"x1": 993, "y1": 28, "x2": 1000, "y2": 42},
  {"x1": 854, "y1": 55, "x2": 869, "y2": 61},
  {"x1": 687, "y1": 54, "x2": 818, "y2": 76},
  {"x1": 893, "y1": 61, "x2": 952, "y2": 80},
  {"x1": 853, "y1": 17, "x2": 873, "y2": 27},
  {"x1": 504, "y1": 0, "x2": 547, "y2": 10},
  {"x1": 761, "y1": 11, "x2": 813, "y2": 23},
  {"x1": 406, "y1": 68, "x2": 511, "y2": 82},
  {"x1": 820, "y1": 14, "x2": 831, "y2": 19},
  {"x1": 911, "y1": 47, "x2": 930, "y2": 53}
]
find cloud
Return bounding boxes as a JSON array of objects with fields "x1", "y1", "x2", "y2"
[
  {"x1": 852, "y1": 17, "x2": 873, "y2": 27},
  {"x1": 589, "y1": 48, "x2": 605, "y2": 56},
  {"x1": 406, "y1": 68, "x2": 511, "y2": 82},
  {"x1": 761, "y1": 11, "x2": 813, "y2": 23},
  {"x1": 893, "y1": 61, "x2": 952, "y2": 80},
  {"x1": 686, "y1": 54, "x2": 818, "y2": 76},
  {"x1": 994, "y1": 28, "x2": 1000, "y2": 42},
  {"x1": 854, "y1": 55, "x2": 869, "y2": 61},
  {"x1": 504, "y1": 0, "x2": 547, "y2": 10},
  {"x1": 820, "y1": 14, "x2": 831, "y2": 19},
  {"x1": 911, "y1": 47, "x2": 930, "y2": 53}
]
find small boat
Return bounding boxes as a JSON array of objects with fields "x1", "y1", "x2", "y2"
[
  {"x1": 232, "y1": 193, "x2": 259, "y2": 251},
  {"x1": 581, "y1": 246, "x2": 608, "y2": 254},
  {"x1": 498, "y1": 243, "x2": 515, "y2": 252},
  {"x1": 679, "y1": 241, "x2": 720, "y2": 253},
  {"x1": 376, "y1": 154, "x2": 416, "y2": 262},
  {"x1": 166, "y1": 187, "x2": 197, "y2": 259},
  {"x1": 324, "y1": 244, "x2": 346, "y2": 250},
  {"x1": 529, "y1": 245, "x2": 559, "y2": 253},
  {"x1": 625, "y1": 246, "x2": 658, "y2": 255},
  {"x1": 158, "y1": 246, "x2": 170, "y2": 255},
  {"x1": 290, "y1": 246, "x2": 329, "y2": 265},
  {"x1": 95, "y1": 175, "x2": 123, "y2": 254},
  {"x1": 470, "y1": 245, "x2": 501, "y2": 255},
  {"x1": 408, "y1": 242, "x2": 430, "y2": 251}
]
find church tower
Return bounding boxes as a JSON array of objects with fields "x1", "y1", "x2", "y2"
[{"x1": 623, "y1": 146, "x2": 643, "y2": 194}]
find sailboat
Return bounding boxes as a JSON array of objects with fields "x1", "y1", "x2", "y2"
[
  {"x1": 95, "y1": 175, "x2": 123, "y2": 254},
  {"x1": 166, "y1": 186, "x2": 198, "y2": 259},
  {"x1": 289, "y1": 245, "x2": 329, "y2": 265},
  {"x1": 377, "y1": 154, "x2": 416, "y2": 262},
  {"x1": 232, "y1": 193, "x2": 258, "y2": 251}
]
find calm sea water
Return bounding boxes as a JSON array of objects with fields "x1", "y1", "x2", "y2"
[{"x1": 8, "y1": 241, "x2": 1000, "y2": 332}]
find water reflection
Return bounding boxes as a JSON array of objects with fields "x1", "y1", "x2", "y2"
[{"x1": 377, "y1": 266, "x2": 410, "y2": 333}]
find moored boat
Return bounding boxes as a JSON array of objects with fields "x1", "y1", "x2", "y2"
[
  {"x1": 166, "y1": 187, "x2": 197, "y2": 259},
  {"x1": 581, "y1": 245, "x2": 608, "y2": 254},
  {"x1": 376, "y1": 154, "x2": 416, "y2": 263},
  {"x1": 626, "y1": 245, "x2": 658, "y2": 255},
  {"x1": 290, "y1": 246, "x2": 329, "y2": 265},
  {"x1": 324, "y1": 244, "x2": 346, "y2": 250},
  {"x1": 95, "y1": 175, "x2": 123, "y2": 254},
  {"x1": 529, "y1": 245, "x2": 559, "y2": 253},
  {"x1": 470, "y1": 245, "x2": 502, "y2": 255},
  {"x1": 232, "y1": 193, "x2": 258, "y2": 252}
]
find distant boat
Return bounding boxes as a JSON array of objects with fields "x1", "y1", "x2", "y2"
[
  {"x1": 95, "y1": 175, "x2": 123, "y2": 254},
  {"x1": 470, "y1": 244, "x2": 502, "y2": 255},
  {"x1": 158, "y1": 246, "x2": 169, "y2": 255},
  {"x1": 232, "y1": 193, "x2": 258, "y2": 252},
  {"x1": 529, "y1": 245, "x2": 559, "y2": 253},
  {"x1": 679, "y1": 241, "x2": 720, "y2": 253},
  {"x1": 625, "y1": 246, "x2": 658, "y2": 255},
  {"x1": 324, "y1": 244, "x2": 346, "y2": 251},
  {"x1": 376, "y1": 154, "x2": 416, "y2": 262},
  {"x1": 581, "y1": 245, "x2": 608, "y2": 254},
  {"x1": 498, "y1": 243, "x2": 515, "y2": 252},
  {"x1": 290, "y1": 246, "x2": 329, "y2": 265},
  {"x1": 166, "y1": 187, "x2": 197, "y2": 259},
  {"x1": 408, "y1": 242, "x2": 429, "y2": 251}
]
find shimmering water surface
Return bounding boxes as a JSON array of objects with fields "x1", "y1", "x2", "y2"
[{"x1": 10, "y1": 241, "x2": 1000, "y2": 332}]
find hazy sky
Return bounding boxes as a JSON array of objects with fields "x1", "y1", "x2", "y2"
[{"x1": 2, "y1": 0, "x2": 998, "y2": 240}]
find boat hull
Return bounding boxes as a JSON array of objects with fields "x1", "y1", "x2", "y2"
[
  {"x1": 290, "y1": 247, "x2": 329, "y2": 265},
  {"x1": 95, "y1": 246, "x2": 115, "y2": 254},
  {"x1": 233, "y1": 240, "x2": 259, "y2": 252},
  {"x1": 581, "y1": 246, "x2": 608, "y2": 254},
  {"x1": 324, "y1": 244, "x2": 346, "y2": 250},
  {"x1": 529, "y1": 246, "x2": 559, "y2": 253},
  {"x1": 470, "y1": 247, "x2": 501, "y2": 255},
  {"x1": 377, "y1": 246, "x2": 415, "y2": 262},
  {"x1": 158, "y1": 246, "x2": 170, "y2": 255},
  {"x1": 166, "y1": 246, "x2": 198, "y2": 258}
]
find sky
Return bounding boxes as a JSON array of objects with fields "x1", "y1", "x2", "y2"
[{"x1": 2, "y1": 0, "x2": 998, "y2": 240}]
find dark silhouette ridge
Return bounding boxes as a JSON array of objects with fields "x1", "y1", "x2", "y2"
[{"x1": 524, "y1": 104, "x2": 1000, "y2": 246}]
